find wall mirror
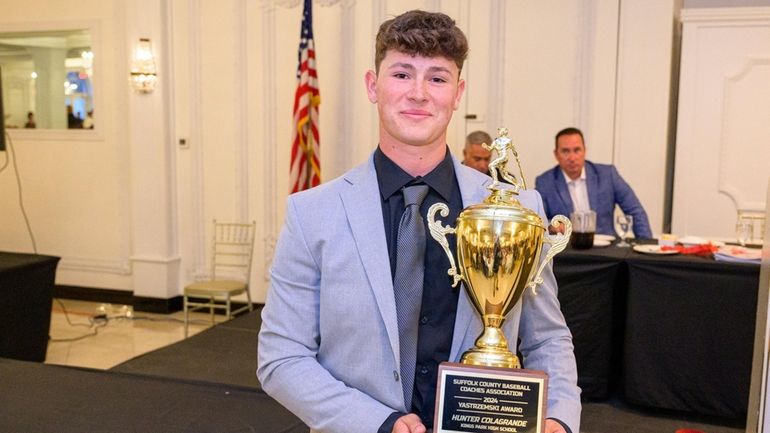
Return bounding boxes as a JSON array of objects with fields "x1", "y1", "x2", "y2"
[{"x1": 0, "y1": 28, "x2": 94, "y2": 131}]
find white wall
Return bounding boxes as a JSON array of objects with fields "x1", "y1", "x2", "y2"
[
  {"x1": 0, "y1": 0, "x2": 681, "y2": 304},
  {"x1": 672, "y1": 7, "x2": 770, "y2": 239},
  {"x1": 0, "y1": 1, "x2": 133, "y2": 291}
]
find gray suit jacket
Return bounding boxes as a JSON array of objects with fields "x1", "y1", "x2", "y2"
[{"x1": 257, "y1": 153, "x2": 581, "y2": 433}]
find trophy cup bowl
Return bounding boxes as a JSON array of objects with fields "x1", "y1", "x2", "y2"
[{"x1": 429, "y1": 189, "x2": 569, "y2": 369}]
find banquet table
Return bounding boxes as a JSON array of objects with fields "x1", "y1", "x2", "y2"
[
  {"x1": 622, "y1": 249, "x2": 761, "y2": 419},
  {"x1": 553, "y1": 245, "x2": 629, "y2": 399},
  {"x1": 551, "y1": 241, "x2": 761, "y2": 419},
  {"x1": 0, "y1": 251, "x2": 60, "y2": 362}
]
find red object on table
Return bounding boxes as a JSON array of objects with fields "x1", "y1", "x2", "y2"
[{"x1": 661, "y1": 243, "x2": 719, "y2": 256}]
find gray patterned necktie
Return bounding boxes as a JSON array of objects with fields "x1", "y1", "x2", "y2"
[{"x1": 394, "y1": 183, "x2": 430, "y2": 410}]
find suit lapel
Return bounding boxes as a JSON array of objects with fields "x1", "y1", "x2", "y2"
[
  {"x1": 339, "y1": 158, "x2": 401, "y2": 362},
  {"x1": 554, "y1": 169, "x2": 575, "y2": 214},
  {"x1": 585, "y1": 162, "x2": 600, "y2": 210},
  {"x1": 449, "y1": 158, "x2": 491, "y2": 361}
]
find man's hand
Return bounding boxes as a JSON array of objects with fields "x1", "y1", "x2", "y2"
[
  {"x1": 392, "y1": 414, "x2": 426, "y2": 433},
  {"x1": 548, "y1": 222, "x2": 566, "y2": 235},
  {"x1": 544, "y1": 418, "x2": 567, "y2": 433}
]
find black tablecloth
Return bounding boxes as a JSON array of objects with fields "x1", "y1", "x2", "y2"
[
  {"x1": 0, "y1": 358, "x2": 307, "y2": 433},
  {"x1": 623, "y1": 252, "x2": 761, "y2": 418},
  {"x1": 553, "y1": 245, "x2": 629, "y2": 399},
  {"x1": 0, "y1": 251, "x2": 60, "y2": 361}
]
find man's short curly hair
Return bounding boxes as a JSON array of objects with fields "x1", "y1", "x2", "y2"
[{"x1": 375, "y1": 10, "x2": 468, "y2": 74}]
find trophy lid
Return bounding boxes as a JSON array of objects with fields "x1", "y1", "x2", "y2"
[{"x1": 458, "y1": 189, "x2": 545, "y2": 230}]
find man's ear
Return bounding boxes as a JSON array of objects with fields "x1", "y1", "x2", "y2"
[
  {"x1": 453, "y1": 78, "x2": 466, "y2": 110},
  {"x1": 364, "y1": 70, "x2": 378, "y2": 103}
]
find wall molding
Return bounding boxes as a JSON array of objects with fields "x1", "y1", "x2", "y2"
[
  {"x1": 235, "y1": 0, "x2": 250, "y2": 222},
  {"x1": 337, "y1": 0, "x2": 356, "y2": 173},
  {"x1": 130, "y1": 254, "x2": 182, "y2": 264},
  {"x1": 0, "y1": 19, "x2": 106, "y2": 142},
  {"x1": 611, "y1": 0, "x2": 624, "y2": 165},
  {"x1": 59, "y1": 256, "x2": 131, "y2": 275},
  {"x1": 718, "y1": 55, "x2": 770, "y2": 212},
  {"x1": 188, "y1": 0, "x2": 207, "y2": 280},
  {"x1": 162, "y1": 0, "x2": 180, "y2": 260},
  {"x1": 261, "y1": 3, "x2": 279, "y2": 281},
  {"x1": 486, "y1": 0, "x2": 506, "y2": 130},
  {"x1": 681, "y1": 6, "x2": 770, "y2": 23},
  {"x1": 575, "y1": 0, "x2": 597, "y2": 128}
]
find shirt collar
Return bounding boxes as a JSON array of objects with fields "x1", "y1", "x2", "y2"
[
  {"x1": 374, "y1": 147, "x2": 455, "y2": 202},
  {"x1": 561, "y1": 166, "x2": 586, "y2": 184}
]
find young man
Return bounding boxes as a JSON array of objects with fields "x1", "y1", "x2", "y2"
[
  {"x1": 535, "y1": 127, "x2": 652, "y2": 238},
  {"x1": 258, "y1": 10, "x2": 580, "y2": 433}
]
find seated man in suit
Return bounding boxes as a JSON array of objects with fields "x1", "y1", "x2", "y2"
[
  {"x1": 535, "y1": 127, "x2": 652, "y2": 238},
  {"x1": 461, "y1": 130, "x2": 493, "y2": 175},
  {"x1": 258, "y1": 10, "x2": 580, "y2": 433}
]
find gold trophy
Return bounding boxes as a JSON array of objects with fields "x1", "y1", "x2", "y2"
[
  {"x1": 429, "y1": 128, "x2": 571, "y2": 433},
  {"x1": 428, "y1": 127, "x2": 571, "y2": 367}
]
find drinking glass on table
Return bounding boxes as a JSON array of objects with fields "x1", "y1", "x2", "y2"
[
  {"x1": 735, "y1": 220, "x2": 752, "y2": 246},
  {"x1": 616, "y1": 215, "x2": 633, "y2": 247},
  {"x1": 570, "y1": 210, "x2": 596, "y2": 249}
]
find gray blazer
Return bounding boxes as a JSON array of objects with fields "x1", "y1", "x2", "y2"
[{"x1": 257, "y1": 153, "x2": 581, "y2": 433}]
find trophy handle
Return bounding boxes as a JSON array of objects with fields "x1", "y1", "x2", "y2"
[
  {"x1": 427, "y1": 203, "x2": 464, "y2": 287},
  {"x1": 527, "y1": 215, "x2": 572, "y2": 295}
]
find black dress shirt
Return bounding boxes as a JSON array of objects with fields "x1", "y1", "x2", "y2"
[{"x1": 374, "y1": 147, "x2": 463, "y2": 432}]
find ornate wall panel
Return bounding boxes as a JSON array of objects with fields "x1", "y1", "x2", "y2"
[{"x1": 673, "y1": 7, "x2": 770, "y2": 239}]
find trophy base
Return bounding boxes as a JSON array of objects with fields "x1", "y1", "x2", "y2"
[
  {"x1": 460, "y1": 348, "x2": 521, "y2": 369},
  {"x1": 434, "y1": 362, "x2": 548, "y2": 433}
]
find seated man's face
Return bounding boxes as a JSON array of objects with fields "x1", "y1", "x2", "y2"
[
  {"x1": 555, "y1": 133, "x2": 586, "y2": 180},
  {"x1": 463, "y1": 143, "x2": 491, "y2": 174}
]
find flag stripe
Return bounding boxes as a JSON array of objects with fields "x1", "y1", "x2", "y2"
[{"x1": 289, "y1": 0, "x2": 320, "y2": 193}]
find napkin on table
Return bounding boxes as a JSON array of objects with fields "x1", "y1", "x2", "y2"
[{"x1": 714, "y1": 246, "x2": 761, "y2": 263}]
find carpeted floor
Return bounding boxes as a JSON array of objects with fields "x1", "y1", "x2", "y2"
[
  {"x1": 111, "y1": 311, "x2": 262, "y2": 390},
  {"x1": 0, "y1": 357, "x2": 307, "y2": 433},
  {"x1": 581, "y1": 397, "x2": 744, "y2": 433},
  {"x1": 111, "y1": 308, "x2": 747, "y2": 433}
]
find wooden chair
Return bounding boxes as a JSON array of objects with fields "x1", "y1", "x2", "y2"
[{"x1": 183, "y1": 220, "x2": 256, "y2": 337}]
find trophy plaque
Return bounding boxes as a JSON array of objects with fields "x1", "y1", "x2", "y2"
[{"x1": 428, "y1": 128, "x2": 571, "y2": 433}]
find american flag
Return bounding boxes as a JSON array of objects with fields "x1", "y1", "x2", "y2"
[{"x1": 289, "y1": 0, "x2": 321, "y2": 193}]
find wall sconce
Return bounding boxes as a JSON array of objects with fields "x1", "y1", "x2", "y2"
[{"x1": 130, "y1": 38, "x2": 157, "y2": 93}]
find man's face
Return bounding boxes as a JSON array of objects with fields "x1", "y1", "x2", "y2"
[
  {"x1": 365, "y1": 50, "x2": 465, "y2": 150},
  {"x1": 554, "y1": 133, "x2": 586, "y2": 180},
  {"x1": 463, "y1": 143, "x2": 491, "y2": 173}
]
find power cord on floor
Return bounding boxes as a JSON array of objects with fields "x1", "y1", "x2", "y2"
[
  {"x1": 126, "y1": 315, "x2": 212, "y2": 325},
  {"x1": 1, "y1": 131, "x2": 38, "y2": 253},
  {"x1": 49, "y1": 299, "x2": 213, "y2": 342},
  {"x1": 49, "y1": 299, "x2": 109, "y2": 342}
]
